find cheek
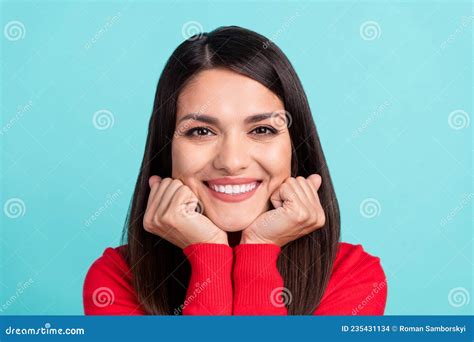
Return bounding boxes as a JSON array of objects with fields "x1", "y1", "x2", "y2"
[
  {"x1": 171, "y1": 141, "x2": 210, "y2": 182},
  {"x1": 255, "y1": 140, "x2": 292, "y2": 178},
  {"x1": 172, "y1": 141, "x2": 194, "y2": 178}
]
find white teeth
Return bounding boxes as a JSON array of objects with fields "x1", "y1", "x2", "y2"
[{"x1": 208, "y1": 182, "x2": 258, "y2": 195}]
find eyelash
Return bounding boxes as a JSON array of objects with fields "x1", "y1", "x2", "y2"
[{"x1": 184, "y1": 126, "x2": 278, "y2": 137}]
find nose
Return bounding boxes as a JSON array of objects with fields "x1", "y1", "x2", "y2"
[{"x1": 212, "y1": 131, "x2": 251, "y2": 174}]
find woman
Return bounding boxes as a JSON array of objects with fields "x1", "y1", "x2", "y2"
[{"x1": 83, "y1": 25, "x2": 387, "y2": 315}]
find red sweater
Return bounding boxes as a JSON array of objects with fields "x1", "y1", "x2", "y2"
[{"x1": 83, "y1": 242, "x2": 387, "y2": 315}]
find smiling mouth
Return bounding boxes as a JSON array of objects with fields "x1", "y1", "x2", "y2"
[
  {"x1": 203, "y1": 181, "x2": 262, "y2": 195},
  {"x1": 203, "y1": 180, "x2": 262, "y2": 196}
]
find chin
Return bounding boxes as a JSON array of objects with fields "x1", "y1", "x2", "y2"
[{"x1": 205, "y1": 213, "x2": 255, "y2": 232}]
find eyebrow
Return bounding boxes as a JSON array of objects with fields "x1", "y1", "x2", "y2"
[{"x1": 177, "y1": 112, "x2": 275, "y2": 125}]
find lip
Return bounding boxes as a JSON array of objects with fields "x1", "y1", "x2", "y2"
[
  {"x1": 203, "y1": 179, "x2": 262, "y2": 203},
  {"x1": 205, "y1": 177, "x2": 261, "y2": 186}
]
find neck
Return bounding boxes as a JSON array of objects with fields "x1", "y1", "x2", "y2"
[{"x1": 227, "y1": 231, "x2": 242, "y2": 248}]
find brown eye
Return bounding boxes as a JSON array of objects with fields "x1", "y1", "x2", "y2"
[
  {"x1": 185, "y1": 127, "x2": 215, "y2": 137},
  {"x1": 251, "y1": 126, "x2": 278, "y2": 135}
]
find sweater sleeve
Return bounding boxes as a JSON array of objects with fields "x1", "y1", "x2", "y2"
[
  {"x1": 83, "y1": 247, "x2": 146, "y2": 315},
  {"x1": 232, "y1": 243, "x2": 288, "y2": 315},
  {"x1": 181, "y1": 243, "x2": 233, "y2": 315},
  {"x1": 232, "y1": 242, "x2": 387, "y2": 316},
  {"x1": 314, "y1": 242, "x2": 387, "y2": 315}
]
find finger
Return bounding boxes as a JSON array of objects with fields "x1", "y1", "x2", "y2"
[
  {"x1": 307, "y1": 174, "x2": 322, "y2": 195},
  {"x1": 312, "y1": 195, "x2": 326, "y2": 229},
  {"x1": 305, "y1": 177, "x2": 325, "y2": 227},
  {"x1": 171, "y1": 185, "x2": 199, "y2": 215},
  {"x1": 271, "y1": 177, "x2": 304, "y2": 209},
  {"x1": 269, "y1": 186, "x2": 284, "y2": 209},
  {"x1": 158, "y1": 179, "x2": 184, "y2": 215},
  {"x1": 295, "y1": 176, "x2": 316, "y2": 205},
  {"x1": 152, "y1": 178, "x2": 174, "y2": 214},
  {"x1": 305, "y1": 174, "x2": 325, "y2": 227},
  {"x1": 149, "y1": 175, "x2": 162, "y2": 188},
  {"x1": 287, "y1": 177, "x2": 317, "y2": 230},
  {"x1": 285, "y1": 177, "x2": 309, "y2": 205},
  {"x1": 144, "y1": 177, "x2": 163, "y2": 231},
  {"x1": 146, "y1": 179, "x2": 161, "y2": 211},
  {"x1": 146, "y1": 175, "x2": 162, "y2": 208}
]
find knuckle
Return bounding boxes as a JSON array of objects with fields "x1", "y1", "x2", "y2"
[
  {"x1": 280, "y1": 182, "x2": 291, "y2": 193},
  {"x1": 161, "y1": 178, "x2": 173, "y2": 189},
  {"x1": 296, "y1": 209, "x2": 310, "y2": 223},
  {"x1": 178, "y1": 184, "x2": 191, "y2": 193},
  {"x1": 171, "y1": 179, "x2": 183, "y2": 187},
  {"x1": 153, "y1": 214, "x2": 162, "y2": 226},
  {"x1": 161, "y1": 178, "x2": 172, "y2": 185},
  {"x1": 309, "y1": 212, "x2": 318, "y2": 224},
  {"x1": 160, "y1": 212, "x2": 169, "y2": 223},
  {"x1": 161, "y1": 212, "x2": 174, "y2": 226},
  {"x1": 318, "y1": 210, "x2": 326, "y2": 227},
  {"x1": 143, "y1": 216, "x2": 153, "y2": 232}
]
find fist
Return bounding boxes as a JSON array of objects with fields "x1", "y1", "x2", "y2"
[
  {"x1": 143, "y1": 176, "x2": 228, "y2": 249},
  {"x1": 241, "y1": 175, "x2": 326, "y2": 247}
]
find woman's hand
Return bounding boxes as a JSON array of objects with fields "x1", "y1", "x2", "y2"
[
  {"x1": 240, "y1": 175, "x2": 326, "y2": 247},
  {"x1": 143, "y1": 176, "x2": 228, "y2": 249}
]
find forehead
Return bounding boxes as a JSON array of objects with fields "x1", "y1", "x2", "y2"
[{"x1": 176, "y1": 68, "x2": 284, "y2": 121}]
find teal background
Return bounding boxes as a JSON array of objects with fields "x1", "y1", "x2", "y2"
[{"x1": 1, "y1": 0, "x2": 472, "y2": 315}]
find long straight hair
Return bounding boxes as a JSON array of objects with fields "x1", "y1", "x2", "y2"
[{"x1": 121, "y1": 25, "x2": 340, "y2": 315}]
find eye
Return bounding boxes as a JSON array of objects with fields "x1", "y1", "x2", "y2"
[
  {"x1": 185, "y1": 127, "x2": 215, "y2": 137},
  {"x1": 183, "y1": 125, "x2": 278, "y2": 138},
  {"x1": 250, "y1": 126, "x2": 278, "y2": 135}
]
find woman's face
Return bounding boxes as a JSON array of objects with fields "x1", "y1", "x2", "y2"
[{"x1": 172, "y1": 68, "x2": 292, "y2": 232}]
